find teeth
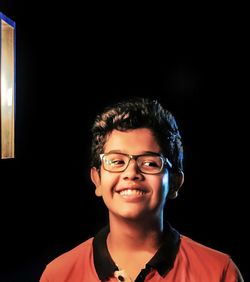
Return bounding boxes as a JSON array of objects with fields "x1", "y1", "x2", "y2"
[{"x1": 119, "y1": 189, "x2": 145, "y2": 196}]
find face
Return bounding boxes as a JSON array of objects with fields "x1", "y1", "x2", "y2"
[{"x1": 91, "y1": 128, "x2": 171, "y2": 223}]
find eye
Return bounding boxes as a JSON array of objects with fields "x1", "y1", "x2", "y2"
[
  {"x1": 142, "y1": 160, "x2": 159, "y2": 168},
  {"x1": 105, "y1": 154, "x2": 127, "y2": 167},
  {"x1": 110, "y1": 159, "x2": 125, "y2": 166},
  {"x1": 138, "y1": 156, "x2": 162, "y2": 171}
]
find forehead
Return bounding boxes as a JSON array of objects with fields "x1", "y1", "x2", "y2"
[{"x1": 104, "y1": 128, "x2": 161, "y2": 154}]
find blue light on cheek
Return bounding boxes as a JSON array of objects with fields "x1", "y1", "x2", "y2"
[{"x1": 162, "y1": 170, "x2": 170, "y2": 198}]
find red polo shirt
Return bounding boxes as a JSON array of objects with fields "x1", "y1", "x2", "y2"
[{"x1": 40, "y1": 224, "x2": 243, "y2": 281}]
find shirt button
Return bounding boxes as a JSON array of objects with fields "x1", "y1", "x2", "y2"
[{"x1": 118, "y1": 275, "x2": 125, "y2": 281}]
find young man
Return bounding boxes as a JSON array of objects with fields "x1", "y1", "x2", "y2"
[{"x1": 40, "y1": 97, "x2": 243, "y2": 281}]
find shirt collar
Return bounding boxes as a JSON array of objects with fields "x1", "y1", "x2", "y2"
[{"x1": 93, "y1": 222, "x2": 180, "y2": 281}]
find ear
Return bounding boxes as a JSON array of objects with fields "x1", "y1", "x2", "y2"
[
  {"x1": 168, "y1": 171, "x2": 184, "y2": 199},
  {"x1": 90, "y1": 167, "x2": 102, "y2": 197}
]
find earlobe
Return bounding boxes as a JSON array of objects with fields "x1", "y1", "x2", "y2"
[
  {"x1": 168, "y1": 171, "x2": 184, "y2": 199},
  {"x1": 90, "y1": 167, "x2": 102, "y2": 197}
]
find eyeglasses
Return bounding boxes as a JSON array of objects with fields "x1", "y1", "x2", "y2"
[{"x1": 100, "y1": 152, "x2": 172, "y2": 174}]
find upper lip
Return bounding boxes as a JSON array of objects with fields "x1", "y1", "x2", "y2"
[{"x1": 115, "y1": 185, "x2": 148, "y2": 193}]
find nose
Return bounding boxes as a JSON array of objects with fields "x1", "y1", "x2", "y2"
[{"x1": 121, "y1": 158, "x2": 143, "y2": 180}]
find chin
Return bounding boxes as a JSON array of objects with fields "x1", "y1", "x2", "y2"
[{"x1": 118, "y1": 209, "x2": 152, "y2": 221}]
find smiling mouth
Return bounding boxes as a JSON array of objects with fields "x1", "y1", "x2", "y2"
[{"x1": 116, "y1": 189, "x2": 146, "y2": 196}]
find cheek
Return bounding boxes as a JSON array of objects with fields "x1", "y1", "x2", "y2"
[
  {"x1": 148, "y1": 173, "x2": 169, "y2": 198},
  {"x1": 100, "y1": 171, "x2": 119, "y2": 191},
  {"x1": 162, "y1": 172, "x2": 170, "y2": 198}
]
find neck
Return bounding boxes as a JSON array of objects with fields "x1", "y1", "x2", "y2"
[{"x1": 107, "y1": 213, "x2": 164, "y2": 252}]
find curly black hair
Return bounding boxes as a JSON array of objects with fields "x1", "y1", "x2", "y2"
[{"x1": 91, "y1": 97, "x2": 183, "y2": 172}]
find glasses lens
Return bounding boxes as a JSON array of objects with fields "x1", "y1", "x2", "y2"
[
  {"x1": 137, "y1": 155, "x2": 163, "y2": 174},
  {"x1": 102, "y1": 153, "x2": 129, "y2": 172}
]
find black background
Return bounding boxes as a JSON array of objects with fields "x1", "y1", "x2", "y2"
[{"x1": 0, "y1": 2, "x2": 248, "y2": 281}]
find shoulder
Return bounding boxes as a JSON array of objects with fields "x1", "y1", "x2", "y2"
[
  {"x1": 40, "y1": 237, "x2": 94, "y2": 281},
  {"x1": 180, "y1": 235, "x2": 230, "y2": 263},
  {"x1": 48, "y1": 237, "x2": 93, "y2": 266},
  {"x1": 177, "y1": 235, "x2": 243, "y2": 280}
]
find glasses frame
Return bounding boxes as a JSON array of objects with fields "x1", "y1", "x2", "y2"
[{"x1": 99, "y1": 152, "x2": 172, "y2": 174}]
